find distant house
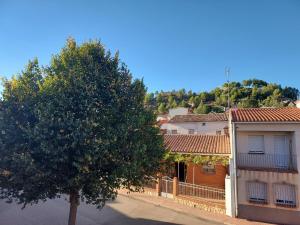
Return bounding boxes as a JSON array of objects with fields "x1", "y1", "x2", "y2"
[{"x1": 160, "y1": 107, "x2": 228, "y2": 135}]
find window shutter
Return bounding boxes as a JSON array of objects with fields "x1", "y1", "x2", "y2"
[
  {"x1": 247, "y1": 182, "x2": 267, "y2": 203},
  {"x1": 248, "y1": 135, "x2": 264, "y2": 153}
]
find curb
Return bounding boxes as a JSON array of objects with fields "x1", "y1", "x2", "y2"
[{"x1": 118, "y1": 192, "x2": 225, "y2": 225}]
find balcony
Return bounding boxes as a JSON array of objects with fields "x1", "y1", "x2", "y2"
[{"x1": 237, "y1": 153, "x2": 298, "y2": 172}]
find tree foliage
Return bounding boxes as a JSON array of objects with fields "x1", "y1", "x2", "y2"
[
  {"x1": 163, "y1": 151, "x2": 229, "y2": 167},
  {"x1": 0, "y1": 39, "x2": 164, "y2": 225},
  {"x1": 148, "y1": 79, "x2": 299, "y2": 114}
]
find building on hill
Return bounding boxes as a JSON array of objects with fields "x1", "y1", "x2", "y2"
[{"x1": 161, "y1": 111, "x2": 228, "y2": 135}]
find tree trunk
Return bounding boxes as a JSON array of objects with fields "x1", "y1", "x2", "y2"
[{"x1": 68, "y1": 191, "x2": 79, "y2": 225}]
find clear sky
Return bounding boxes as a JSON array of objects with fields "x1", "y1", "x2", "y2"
[{"x1": 1, "y1": 0, "x2": 300, "y2": 93}]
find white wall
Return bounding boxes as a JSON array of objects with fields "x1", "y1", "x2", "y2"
[
  {"x1": 169, "y1": 107, "x2": 189, "y2": 118},
  {"x1": 161, "y1": 121, "x2": 228, "y2": 135}
]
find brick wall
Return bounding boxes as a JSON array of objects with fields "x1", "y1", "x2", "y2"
[{"x1": 186, "y1": 163, "x2": 227, "y2": 188}]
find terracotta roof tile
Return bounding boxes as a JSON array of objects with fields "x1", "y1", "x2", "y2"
[
  {"x1": 231, "y1": 107, "x2": 300, "y2": 122},
  {"x1": 168, "y1": 112, "x2": 228, "y2": 123},
  {"x1": 164, "y1": 134, "x2": 230, "y2": 155}
]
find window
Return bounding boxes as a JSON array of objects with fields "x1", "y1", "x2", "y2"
[
  {"x1": 160, "y1": 129, "x2": 167, "y2": 135},
  {"x1": 202, "y1": 123, "x2": 206, "y2": 126},
  {"x1": 171, "y1": 130, "x2": 177, "y2": 134},
  {"x1": 248, "y1": 135, "x2": 264, "y2": 154},
  {"x1": 216, "y1": 130, "x2": 221, "y2": 135},
  {"x1": 247, "y1": 181, "x2": 268, "y2": 204},
  {"x1": 273, "y1": 184, "x2": 296, "y2": 208},
  {"x1": 202, "y1": 162, "x2": 216, "y2": 174},
  {"x1": 188, "y1": 129, "x2": 195, "y2": 134}
]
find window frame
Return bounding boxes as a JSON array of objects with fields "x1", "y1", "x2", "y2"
[
  {"x1": 171, "y1": 129, "x2": 178, "y2": 134},
  {"x1": 202, "y1": 162, "x2": 216, "y2": 175}
]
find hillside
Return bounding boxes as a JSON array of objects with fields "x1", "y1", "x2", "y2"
[{"x1": 144, "y1": 79, "x2": 299, "y2": 114}]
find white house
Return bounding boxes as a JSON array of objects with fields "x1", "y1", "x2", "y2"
[{"x1": 160, "y1": 108, "x2": 228, "y2": 135}]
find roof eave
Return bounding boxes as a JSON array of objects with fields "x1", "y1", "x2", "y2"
[{"x1": 169, "y1": 151, "x2": 230, "y2": 156}]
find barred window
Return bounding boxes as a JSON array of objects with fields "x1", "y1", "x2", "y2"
[
  {"x1": 202, "y1": 162, "x2": 216, "y2": 174},
  {"x1": 273, "y1": 184, "x2": 296, "y2": 208},
  {"x1": 171, "y1": 130, "x2": 177, "y2": 134},
  {"x1": 247, "y1": 181, "x2": 268, "y2": 204}
]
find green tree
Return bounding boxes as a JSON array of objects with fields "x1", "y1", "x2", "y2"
[
  {"x1": 252, "y1": 79, "x2": 268, "y2": 87},
  {"x1": 167, "y1": 95, "x2": 177, "y2": 108},
  {"x1": 194, "y1": 102, "x2": 210, "y2": 114},
  {"x1": 158, "y1": 103, "x2": 167, "y2": 113},
  {"x1": 237, "y1": 98, "x2": 259, "y2": 108},
  {"x1": 0, "y1": 39, "x2": 164, "y2": 225},
  {"x1": 242, "y1": 79, "x2": 253, "y2": 87},
  {"x1": 282, "y1": 87, "x2": 299, "y2": 100},
  {"x1": 179, "y1": 100, "x2": 188, "y2": 107},
  {"x1": 144, "y1": 93, "x2": 155, "y2": 108},
  {"x1": 262, "y1": 88, "x2": 284, "y2": 107},
  {"x1": 199, "y1": 92, "x2": 209, "y2": 102}
]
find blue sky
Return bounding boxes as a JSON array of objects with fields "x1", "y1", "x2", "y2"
[{"x1": 0, "y1": 0, "x2": 300, "y2": 93}]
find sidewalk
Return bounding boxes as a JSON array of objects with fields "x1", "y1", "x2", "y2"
[{"x1": 118, "y1": 189, "x2": 275, "y2": 225}]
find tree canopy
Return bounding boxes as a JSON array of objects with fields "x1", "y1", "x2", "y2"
[
  {"x1": 148, "y1": 79, "x2": 299, "y2": 114},
  {"x1": 0, "y1": 39, "x2": 164, "y2": 225}
]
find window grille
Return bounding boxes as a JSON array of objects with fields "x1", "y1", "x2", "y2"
[
  {"x1": 247, "y1": 181, "x2": 268, "y2": 204},
  {"x1": 273, "y1": 184, "x2": 296, "y2": 208}
]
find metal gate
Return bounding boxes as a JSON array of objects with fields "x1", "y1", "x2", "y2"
[{"x1": 161, "y1": 176, "x2": 173, "y2": 198}]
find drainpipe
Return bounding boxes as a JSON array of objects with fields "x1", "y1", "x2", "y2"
[{"x1": 231, "y1": 122, "x2": 238, "y2": 217}]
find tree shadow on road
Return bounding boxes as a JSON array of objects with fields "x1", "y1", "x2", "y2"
[{"x1": 0, "y1": 198, "x2": 182, "y2": 225}]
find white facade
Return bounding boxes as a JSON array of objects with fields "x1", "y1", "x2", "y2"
[
  {"x1": 161, "y1": 121, "x2": 228, "y2": 135},
  {"x1": 296, "y1": 100, "x2": 300, "y2": 109},
  {"x1": 168, "y1": 107, "x2": 189, "y2": 118}
]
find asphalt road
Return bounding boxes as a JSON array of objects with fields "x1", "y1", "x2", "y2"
[{"x1": 0, "y1": 195, "x2": 221, "y2": 225}]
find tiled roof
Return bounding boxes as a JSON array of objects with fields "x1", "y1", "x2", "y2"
[
  {"x1": 164, "y1": 134, "x2": 230, "y2": 155},
  {"x1": 168, "y1": 112, "x2": 228, "y2": 123},
  {"x1": 231, "y1": 107, "x2": 300, "y2": 122}
]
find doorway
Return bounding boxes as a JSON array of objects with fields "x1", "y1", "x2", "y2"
[{"x1": 175, "y1": 162, "x2": 187, "y2": 182}]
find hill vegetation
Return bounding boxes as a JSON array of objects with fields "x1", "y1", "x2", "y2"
[{"x1": 144, "y1": 79, "x2": 299, "y2": 114}]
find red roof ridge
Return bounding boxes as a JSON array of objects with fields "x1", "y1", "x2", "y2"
[{"x1": 230, "y1": 107, "x2": 300, "y2": 122}]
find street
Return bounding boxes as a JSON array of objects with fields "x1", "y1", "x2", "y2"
[{"x1": 0, "y1": 195, "x2": 221, "y2": 225}]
